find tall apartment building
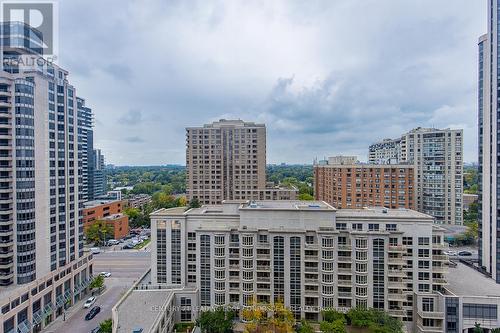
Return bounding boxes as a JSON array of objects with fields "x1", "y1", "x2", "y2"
[
  {"x1": 314, "y1": 159, "x2": 415, "y2": 210},
  {"x1": 478, "y1": 0, "x2": 500, "y2": 283},
  {"x1": 145, "y1": 200, "x2": 447, "y2": 332},
  {"x1": 77, "y1": 97, "x2": 93, "y2": 201},
  {"x1": 0, "y1": 22, "x2": 94, "y2": 333},
  {"x1": 186, "y1": 119, "x2": 297, "y2": 205},
  {"x1": 368, "y1": 139, "x2": 401, "y2": 164},
  {"x1": 92, "y1": 148, "x2": 106, "y2": 199},
  {"x1": 368, "y1": 128, "x2": 463, "y2": 225}
]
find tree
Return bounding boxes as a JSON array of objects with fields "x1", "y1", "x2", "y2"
[
  {"x1": 196, "y1": 307, "x2": 234, "y2": 333},
  {"x1": 298, "y1": 193, "x2": 314, "y2": 201},
  {"x1": 347, "y1": 308, "x2": 403, "y2": 333},
  {"x1": 296, "y1": 320, "x2": 314, "y2": 333},
  {"x1": 320, "y1": 320, "x2": 346, "y2": 333},
  {"x1": 89, "y1": 275, "x2": 104, "y2": 291},
  {"x1": 322, "y1": 309, "x2": 346, "y2": 324},
  {"x1": 188, "y1": 197, "x2": 201, "y2": 209},
  {"x1": 242, "y1": 298, "x2": 295, "y2": 333},
  {"x1": 474, "y1": 323, "x2": 483, "y2": 333},
  {"x1": 99, "y1": 319, "x2": 112, "y2": 333},
  {"x1": 85, "y1": 221, "x2": 113, "y2": 245}
]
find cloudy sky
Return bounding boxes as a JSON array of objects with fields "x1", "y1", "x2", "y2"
[{"x1": 58, "y1": 0, "x2": 485, "y2": 165}]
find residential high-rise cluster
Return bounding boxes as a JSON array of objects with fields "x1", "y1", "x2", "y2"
[
  {"x1": 0, "y1": 22, "x2": 105, "y2": 333},
  {"x1": 367, "y1": 127, "x2": 464, "y2": 225},
  {"x1": 478, "y1": 0, "x2": 500, "y2": 284},
  {"x1": 186, "y1": 119, "x2": 297, "y2": 205}
]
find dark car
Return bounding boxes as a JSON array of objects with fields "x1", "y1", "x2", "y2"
[
  {"x1": 90, "y1": 327, "x2": 100, "y2": 333},
  {"x1": 458, "y1": 251, "x2": 472, "y2": 256},
  {"x1": 85, "y1": 306, "x2": 101, "y2": 321}
]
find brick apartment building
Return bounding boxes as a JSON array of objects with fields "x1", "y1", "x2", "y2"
[
  {"x1": 314, "y1": 157, "x2": 415, "y2": 209},
  {"x1": 83, "y1": 200, "x2": 129, "y2": 240}
]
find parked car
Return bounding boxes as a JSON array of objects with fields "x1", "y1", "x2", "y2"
[
  {"x1": 444, "y1": 250, "x2": 458, "y2": 256},
  {"x1": 99, "y1": 272, "x2": 111, "y2": 278},
  {"x1": 132, "y1": 328, "x2": 144, "y2": 333},
  {"x1": 89, "y1": 247, "x2": 101, "y2": 254},
  {"x1": 123, "y1": 243, "x2": 134, "y2": 249},
  {"x1": 90, "y1": 327, "x2": 100, "y2": 333},
  {"x1": 107, "y1": 239, "x2": 119, "y2": 246},
  {"x1": 85, "y1": 306, "x2": 101, "y2": 321},
  {"x1": 83, "y1": 296, "x2": 96, "y2": 309},
  {"x1": 458, "y1": 251, "x2": 472, "y2": 256}
]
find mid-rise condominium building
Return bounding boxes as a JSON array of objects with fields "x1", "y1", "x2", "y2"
[
  {"x1": 0, "y1": 22, "x2": 94, "y2": 333},
  {"x1": 368, "y1": 127, "x2": 463, "y2": 225},
  {"x1": 186, "y1": 119, "x2": 297, "y2": 205},
  {"x1": 129, "y1": 200, "x2": 448, "y2": 333},
  {"x1": 478, "y1": 0, "x2": 500, "y2": 284},
  {"x1": 314, "y1": 158, "x2": 415, "y2": 210},
  {"x1": 77, "y1": 97, "x2": 93, "y2": 202},
  {"x1": 92, "y1": 148, "x2": 106, "y2": 199}
]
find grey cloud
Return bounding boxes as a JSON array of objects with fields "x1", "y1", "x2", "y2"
[
  {"x1": 124, "y1": 136, "x2": 145, "y2": 143},
  {"x1": 118, "y1": 109, "x2": 143, "y2": 125},
  {"x1": 58, "y1": 0, "x2": 484, "y2": 165}
]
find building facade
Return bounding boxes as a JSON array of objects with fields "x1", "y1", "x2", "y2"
[
  {"x1": 0, "y1": 21, "x2": 94, "y2": 333},
  {"x1": 478, "y1": 0, "x2": 500, "y2": 283},
  {"x1": 368, "y1": 139, "x2": 401, "y2": 165},
  {"x1": 150, "y1": 200, "x2": 448, "y2": 331},
  {"x1": 368, "y1": 128, "x2": 463, "y2": 225},
  {"x1": 76, "y1": 97, "x2": 93, "y2": 202},
  {"x1": 92, "y1": 149, "x2": 106, "y2": 199},
  {"x1": 186, "y1": 119, "x2": 267, "y2": 205},
  {"x1": 314, "y1": 161, "x2": 415, "y2": 210},
  {"x1": 83, "y1": 200, "x2": 128, "y2": 240}
]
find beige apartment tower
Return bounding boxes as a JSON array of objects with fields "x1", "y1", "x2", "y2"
[{"x1": 186, "y1": 119, "x2": 297, "y2": 205}]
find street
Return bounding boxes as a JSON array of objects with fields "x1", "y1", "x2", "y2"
[{"x1": 45, "y1": 250, "x2": 150, "y2": 333}]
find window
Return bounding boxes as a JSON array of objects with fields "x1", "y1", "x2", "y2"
[
  {"x1": 305, "y1": 235, "x2": 315, "y2": 244},
  {"x1": 336, "y1": 223, "x2": 347, "y2": 230},
  {"x1": 369, "y1": 224, "x2": 379, "y2": 231},
  {"x1": 352, "y1": 223, "x2": 363, "y2": 231},
  {"x1": 386, "y1": 224, "x2": 397, "y2": 231},
  {"x1": 422, "y1": 298, "x2": 434, "y2": 312},
  {"x1": 322, "y1": 237, "x2": 334, "y2": 248},
  {"x1": 418, "y1": 237, "x2": 430, "y2": 246},
  {"x1": 463, "y1": 304, "x2": 498, "y2": 319}
]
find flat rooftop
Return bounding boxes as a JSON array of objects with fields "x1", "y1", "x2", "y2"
[
  {"x1": 116, "y1": 289, "x2": 171, "y2": 333},
  {"x1": 446, "y1": 261, "x2": 500, "y2": 297},
  {"x1": 336, "y1": 207, "x2": 433, "y2": 219},
  {"x1": 83, "y1": 199, "x2": 120, "y2": 208},
  {"x1": 240, "y1": 200, "x2": 335, "y2": 211}
]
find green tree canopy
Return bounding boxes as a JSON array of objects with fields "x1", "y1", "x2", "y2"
[
  {"x1": 85, "y1": 221, "x2": 114, "y2": 245},
  {"x1": 196, "y1": 307, "x2": 234, "y2": 333},
  {"x1": 99, "y1": 319, "x2": 112, "y2": 333}
]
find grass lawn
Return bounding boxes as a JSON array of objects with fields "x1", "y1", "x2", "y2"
[{"x1": 133, "y1": 239, "x2": 151, "y2": 249}]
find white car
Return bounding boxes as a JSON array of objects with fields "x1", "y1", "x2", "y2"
[
  {"x1": 444, "y1": 250, "x2": 458, "y2": 256},
  {"x1": 83, "y1": 296, "x2": 96, "y2": 308},
  {"x1": 99, "y1": 272, "x2": 111, "y2": 278}
]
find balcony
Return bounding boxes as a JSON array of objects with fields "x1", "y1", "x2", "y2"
[
  {"x1": 338, "y1": 244, "x2": 352, "y2": 251},
  {"x1": 432, "y1": 278, "x2": 447, "y2": 285},
  {"x1": 338, "y1": 267, "x2": 352, "y2": 274},
  {"x1": 432, "y1": 254, "x2": 447, "y2": 261},
  {"x1": 417, "y1": 323, "x2": 443, "y2": 333},
  {"x1": 337, "y1": 256, "x2": 352, "y2": 263},
  {"x1": 337, "y1": 280, "x2": 352, "y2": 287},
  {"x1": 256, "y1": 253, "x2": 270, "y2": 260},
  {"x1": 337, "y1": 292, "x2": 352, "y2": 298},
  {"x1": 387, "y1": 293, "x2": 406, "y2": 301},
  {"x1": 304, "y1": 255, "x2": 318, "y2": 261},
  {"x1": 388, "y1": 245, "x2": 407, "y2": 253},
  {"x1": 256, "y1": 265, "x2": 270, "y2": 271},
  {"x1": 417, "y1": 310, "x2": 444, "y2": 319},
  {"x1": 388, "y1": 269, "x2": 406, "y2": 277},
  {"x1": 305, "y1": 266, "x2": 318, "y2": 273},
  {"x1": 388, "y1": 309, "x2": 405, "y2": 317}
]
